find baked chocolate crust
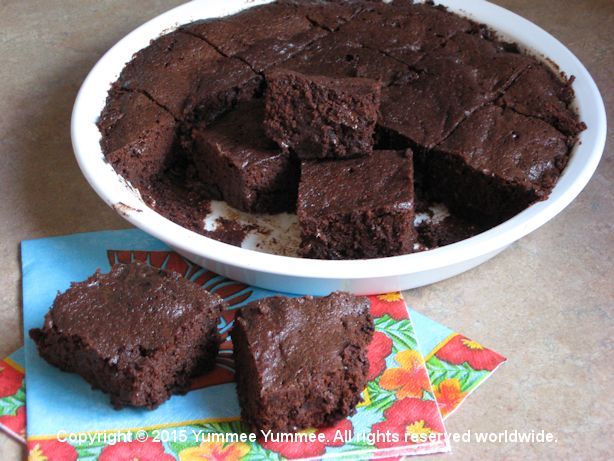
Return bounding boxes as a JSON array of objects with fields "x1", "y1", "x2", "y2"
[
  {"x1": 191, "y1": 99, "x2": 299, "y2": 213},
  {"x1": 29, "y1": 262, "x2": 226, "y2": 409},
  {"x1": 232, "y1": 292, "x2": 374, "y2": 433},
  {"x1": 298, "y1": 150, "x2": 416, "y2": 259}
]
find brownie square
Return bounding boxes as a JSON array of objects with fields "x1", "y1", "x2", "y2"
[
  {"x1": 430, "y1": 32, "x2": 532, "y2": 94},
  {"x1": 379, "y1": 54, "x2": 490, "y2": 149},
  {"x1": 117, "y1": 31, "x2": 221, "y2": 118},
  {"x1": 264, "y1": 69, "x2": 381, "y2": 159},
  {"x1": 235, "y1": 28, "x2": 327, "y2": 73},
  {"x1": 182, "y1": 3, "x2": 313, "y2": 57},
  {"x1": 298, "y1": 150, "x2": 416, "y2": 259},
  {"x1": 182, "y1": 56, "x2": 262, "y2": 126},
  {"x1": 500, "y1": 63, "x2": 586, "y2": 136},
  {"x1": 426, "y1": 105, "x2": 569, "y2": 222},
  {"x1": 282, "y1": 31, "x2": 409, "y2": 86},
  {"x1": 339, "y1": 0, "x2": 478, "y2": 66},
  {"x1": 29, "y1": 262, "x2": 226, "y2": 409},
  {"x1": 190, "y1": 99, "x2": 299, "y2": 214},
  {"x1": 97, "y1": 89, "x2": 176, "y2": 187},
  {"x1": 232, "y1": 292, "x2": 374, "y2": 433},
  {"x1": 292, "y1": 0, "x2": 373, "y2": 31}
]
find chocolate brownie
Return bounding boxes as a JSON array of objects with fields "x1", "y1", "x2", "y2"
[
  {"x1": 182, "y1": 2, "x2": 313, "y2": 57},
  {"x1": 500, "y1": 63, "x2": 586, "y2": 136},
  {"x1": 380, "y1": 54, "x2": 490, "y2": 149},
  {"x1": 190, "y1": 100, "x2": 299, "y2": 214},
  {"x1": 298, "y1": 150, "x2": 416, "y2": 259},
  {"x1": 339, "y1": 0, "x2": 478, "y2": 66},
  {"x1": 264, "y1": 69, "x2": 381, "y2": 159},
  {"x1": 425, "y1": 105, "x2": 570, "y2": 222},
  {"x1": 29, "y1": 262, "x2": 226, "y2": 409},
  {"x1": 235, "y1": 28, "x2": 328, "y2": 74},
  {"x1": 281, "y1": 31, "x2": 409, "y2": 86},
  {"x1": 430, "y1": 32, "x2": 532, "y2": 95},
  {"x1": 290, "y1": 0, "x2": 374, "y2": 31},
  {"x1": 96, "y1": 0, "x2": 585, "y2": 256},
  {"x1": 97, "y1": 89, "x2": 176, "y2": 187},
  {"x1": 232, "y1": 292, "x2": 374, "y2": 433},
  {"x1": 182, "y1": 56, "x2": 262, "y2": 126},
  {"x1": 117, "y1": 31, "x2": 221, "y2": 118}
]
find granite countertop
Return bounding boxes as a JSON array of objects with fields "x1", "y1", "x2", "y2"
[{"x1": 0, "y1": 1, "x2": 612, "y2": 459}]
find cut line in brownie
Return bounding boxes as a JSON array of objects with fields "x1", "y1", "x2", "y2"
[
  {"x1": 428, "y1": 32, "x2": 533, "y2": 95},
  {"x1": 232, "y1": 292, "x2": 374, "y2": 433},
  {"x1": 181, "y1": 2, "x2": 314, "y2": 58},
  {"x1": 29, "y1": 262, "x2": 226, "y2": 409},
  {"x1": 264, "y1": 69, "x2": 381, "y2": 159},
  {"x1": 338, "y1": 0, "x2": 479, "y2": 66},
  {"x1": 424, "y1": 105, "x2": 570, "y2": 223},
  {"x1": 281, "y1": 30, "x2": 411, "y2": 87},
  {"x1": 298, "y1": 150, "x2": 416, "y2": 259},
  {"x1": 116, "y1": 31, "x2": 222, "y2": 118},
  {"x1": 499, "y1": 62, "x2": 587, "y2": 137},
  {"x1": 380, "y1": 54, "x2": 491, "y2": 149},
  {"x1": 190, "y1": 99, "x2": 299, "y2": 214},
  {"x1": 181, "y1": 56, "x2": 262, "y2": 127},
  {"x1": 97, "y1": 89, "x2": 177, "y2": 188}
]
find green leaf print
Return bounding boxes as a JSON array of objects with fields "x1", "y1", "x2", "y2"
[
  {"x1": 364, "y1": 380, "x2": 397, "y2": 413},
  {"x1": 0, "y1": 395, "x2": 22, "y2": 417},
  {"x1": 374, "y1": 315, "x2": 417, "y2": 352},
  {"x1": 427, "y1": 356, "x2": 489, "y2": 392}
]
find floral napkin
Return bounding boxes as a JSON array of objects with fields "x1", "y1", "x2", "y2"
[{"x1": 0, "y1": 229, "x2": 505, "y2": 460}]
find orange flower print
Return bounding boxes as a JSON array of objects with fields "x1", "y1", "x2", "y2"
[
  {"x1": 379, "y1": 350, "x2": 430, "y2": 399},
  {"x1": 371, "y1": 398, "x2": 444, "y2": 448},
  {"x1": 369, "y1": 293, "x2": 408, "y2": 320},
  {"x1": 435, "y1": 335, "x2": 505, "y2": 371},
  {"x1": 434, "y1": 378, "x2": 466, "y2": 417},
  {"x1": 179, "y1": 441, "x2": 250, "y2": 461}
]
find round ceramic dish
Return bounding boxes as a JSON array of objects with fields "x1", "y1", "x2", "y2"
[{"x1": 71, "y1": 0, "x2": 606, "y2": 295}]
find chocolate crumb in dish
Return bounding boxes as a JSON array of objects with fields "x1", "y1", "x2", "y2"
[
  {"x1": 425, "y1": 105, "x2": 569, "y2": 223},
  {"x1": 264, "y1": 69, "x2": 381, "y2": 159},
  {"x1": 191, "y1": 99, "x2": 300, "y2": 214},
  {"x1": 204, "y1": 217, "x2": 257, "y2": 247},
  {"x1": 298, "y1": 150, "x2": 416, "y2": 259},
  {"x1": 29, "y1": 262, "x2": 226, "y2": 409},
  {"x1": 97, "y1": 89, "x2": 176, "y2": 188},
  {"x1": 232, "y1": 292, "x2": 374, "y2": 433}
]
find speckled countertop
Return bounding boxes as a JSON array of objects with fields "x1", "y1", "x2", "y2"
[{"x1": 0, "y1": 1, "x2": 612, "y2": 459}]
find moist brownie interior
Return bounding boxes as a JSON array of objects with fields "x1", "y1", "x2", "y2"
[{"x1": 97, "y1": 0, "x2": 585, "y2": 259}]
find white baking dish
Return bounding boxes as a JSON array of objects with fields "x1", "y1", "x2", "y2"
[{"x1": 71, "y1": 0, "x2": 607, "y2": 295}]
